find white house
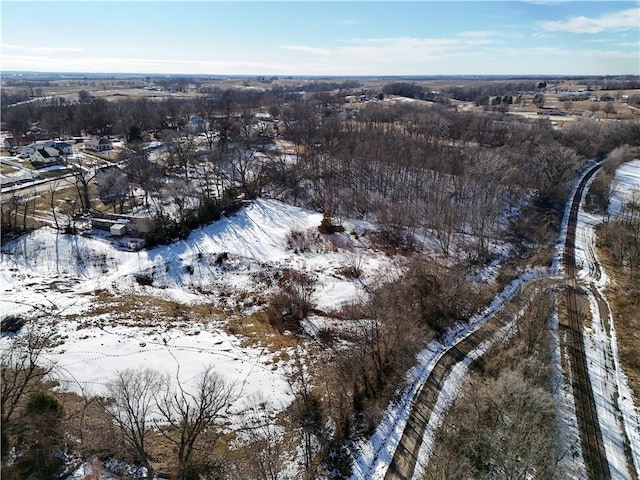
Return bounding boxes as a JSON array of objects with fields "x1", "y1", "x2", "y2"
[
  {"x1": 85, "y1": 136, "x2": 113, "y2": 152},
  {"x1": 31, "y1": 147, "x2": 60, "y2": 165}
]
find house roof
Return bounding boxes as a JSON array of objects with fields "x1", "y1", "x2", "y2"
[
  {"x1": 35, "y1": 147, "x2": 60, "y2": 158},
  {"x1": 36, "y1": 148, "x2": 52, "y2": 158}
]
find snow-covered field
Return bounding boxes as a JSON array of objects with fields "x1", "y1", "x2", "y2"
[
  {"x1": 0, "y1": 199, "x2": 394, "y2": 421},
  {"x1": 4, "y1": 160, "x2": 636, "y2": 478}
]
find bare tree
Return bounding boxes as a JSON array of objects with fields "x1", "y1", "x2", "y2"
[
  {"x1": 161, "y1": 129, "x2": 198, "y2": 180},
  {"x1": 125, "y1": 146, "x2": 164, "y2": 209},
  {"x1": 155, "y1": 366, "x2": 236, "y2": 480},
  {"x1": 105, "y1": 368, "x2": 163, "y2": 480},
  {"x1": 68, "y1": 156, "x2": 98, "y2": 212},
  {"x1": 1, "y1": 325, "x2": 54, "y2": 460},
  {"x1": 426, "y1": 370, "x2": 562, "y2": 480},
  {"x1": 230, "y1": 147, "x2": 265, "y2": 199},
  {"x1": 1, "y1": 326, "x2": 53, "y2": 428},
  {"x1": 97, "y1": 168, "x2": 130, "y2": 213},
  {"x1": 530, "y1": 142, "x2": 581, "y2": 208},
  {"x1": 241, "y1": 398, "x2": 286, "y2": 480},
  {"x1": 48, "y1": 181, "x2": 61, "y2": 230},
  {"x1": 164, "y1": 178, "x2": 197, "y2": 225},
  {"x1": 288, "y1": 353, "x2": 324, "y2": 480},
  {"x1": 1, "y1": 194, "x2": 23, "y2": 237},
  {"x1": 603, "y1": 101, "x2": 616, "y2": 118}
]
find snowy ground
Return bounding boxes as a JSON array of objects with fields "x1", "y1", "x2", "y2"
[
  {"x1": 0, "y1": 198, "x2": 395, "y2": 424},
  {"x1": 574, "y1": 159, "x2": 640, "y2": 479}
]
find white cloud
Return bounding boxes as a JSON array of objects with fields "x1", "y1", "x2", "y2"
[
  {"x1": 584, "y1": 49, "x2": 640, "y2": 59},
  {"x1": 614, "y1": 41, "x2": 640, "y2": 47},
  {"x1": 279, "y1": 31, "x2": 499, "y2": 68},
  {"x1": 1, "y1": 43, "x2": 84, "y2": 53},
  {"x1": 342, "y1": 34, "x2": 494, "y2": 58},
  {"x1": 279, "y1": 45, "x2": 331, "y2": 56},
  {"x1": 457, "y1": 30, "x2": 495, "y2": 38},
  {"x1": 0, "y1": 54, "x2": 286, "y2": 75},
  {"x1": 540, "y1": 8, "x2": 640, "y2": 34},
  {"x1": 492, "y1": 46, "x2": 570, "y2": 57}
]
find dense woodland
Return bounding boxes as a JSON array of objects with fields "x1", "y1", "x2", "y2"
[{"x1": 2, "y1": 76, "x2": 640, "y2": 479}]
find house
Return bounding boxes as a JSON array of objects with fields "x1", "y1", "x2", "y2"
[
  {"x1": 45, "y1": 141, "x2": 74, "y2": 155},
  {"x1": 30, "y1": 147, "x2": 60, "y2": 165},
  {"x1": 8, "y1": 134, "x2": 37, "y2": 148},
  {"x1": 85, "y1": 136, "x2": 113, "y2": 152},
  {"x1": 185, "y1": 116, "x2": 207, "y2": 134},
  {"x1": 29, "y1": 127, "x2": 48, "y2": 140},
  {"x1": 90, "y1": 213, "x2": 156, "y2": 236}
]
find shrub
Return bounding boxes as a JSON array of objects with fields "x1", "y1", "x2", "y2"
[
  {"x1": 286, "y1": 228, "x2": 322, "y2": 253},
  {"x1": 214, "y1": 252, "x2": 228, "y2": 266},
  {"x1": 135, "y1": 274, "x2": 154, "y2": 286},
  {"x1": 10, "y1": 392, "x2": 65, "y2": 479},
  {"x1": 1, "y1": 315, "x2": 25, "y2": 335},
  {"x1": 267, "y1": 269, "x2": 316, "y2": 332},
  {"x1": 318, "y1": 213, "x2": 345, "y2": 234}
]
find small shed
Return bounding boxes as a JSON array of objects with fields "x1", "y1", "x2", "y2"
[{"x1": 110, "y1": 223, "x2": 127, "y2": 236}]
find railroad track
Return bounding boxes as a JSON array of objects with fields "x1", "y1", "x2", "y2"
[{"x1": 561, "y1": 162, "x2": 611, "y2": 480}]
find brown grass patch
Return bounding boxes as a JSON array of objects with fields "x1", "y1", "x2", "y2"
[
  {"x1": 596, "y1": 240, "x2": 640, "y2": 401},
  {"x1": 78, "y1": 290, "x2": 223, "y2": 327},
  {"x1": 225, "y1": 312, "x2": 298, "y2": 352}
]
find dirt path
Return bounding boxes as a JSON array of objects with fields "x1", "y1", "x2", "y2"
[
  {"x1": 566, "y1": 160, "x2": 640, "y2": 479},
  {"x1": 384, "y1": 278, "x2": 546, "y2": 480}
]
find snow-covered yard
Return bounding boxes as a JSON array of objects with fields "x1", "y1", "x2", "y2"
[{"x1": 0, "y1": 198, "x2": 394, "y2": 424}]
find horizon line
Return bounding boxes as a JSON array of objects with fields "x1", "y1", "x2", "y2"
[{"x1": 3, "y1": 70, "x2": 639, "y2": 79}]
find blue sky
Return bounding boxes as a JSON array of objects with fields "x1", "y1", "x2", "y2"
[{"x1": 1, "y1": 1, "x2": 638, "y2": 75}]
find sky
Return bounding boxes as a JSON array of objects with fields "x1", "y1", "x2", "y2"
[{"x1": 1, "y1": 1, "x2": 639, "y2": 76}]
